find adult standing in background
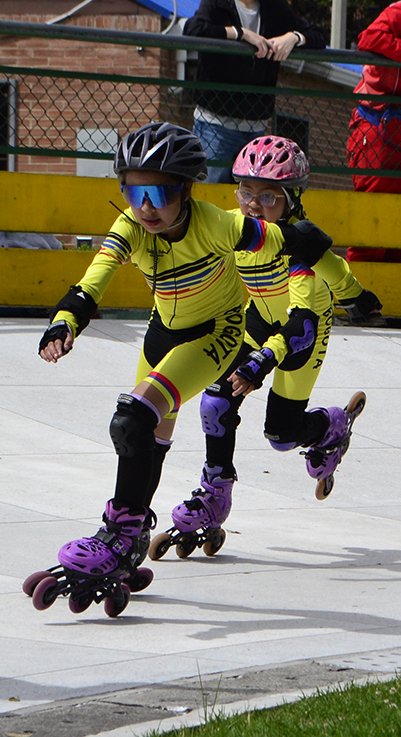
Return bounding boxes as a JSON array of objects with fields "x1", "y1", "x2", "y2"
[
  {"x1": 346, "y1": 1, "x2": 401, "y2": 261},
  {"x1": 183, "y1": 0, "x2": 326, "y2": 182}
]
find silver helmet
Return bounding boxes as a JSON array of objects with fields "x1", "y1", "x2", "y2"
[{"x1": 114, "y1": 122, "x2": 208, "y2": 181}]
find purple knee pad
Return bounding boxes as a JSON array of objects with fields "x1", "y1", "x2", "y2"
[{"x1": 200, "y1": 393, "x2": 231, "y2": 437}]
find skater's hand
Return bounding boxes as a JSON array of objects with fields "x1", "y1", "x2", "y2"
[
  {"x1": 39, "y1": 321, "x2": 74, "y2": 363},
  {"x1": 228, "y1": 347, "x2": 277, "y2": 395},
  {"x1": 338, "y1": 290, "x2": 383, "y2": 325},
  {"x1": 228, "y1": 371, "x2": 255, "y2": 397}
]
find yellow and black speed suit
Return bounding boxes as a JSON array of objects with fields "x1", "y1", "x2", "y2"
[
  {"x1": 201, "y1": 212, "x2": 368, "y2": 475},
  {"x1": 50, "y1": 199, "x2": 320, "y2": 509}
]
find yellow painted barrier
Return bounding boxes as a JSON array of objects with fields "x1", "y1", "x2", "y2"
[
  {"x1": 0, "y1": 172, "x2": 400, "y2": 314},
  {"x1": 0, "y1": 250, "x2": 153, "y2": 309}
]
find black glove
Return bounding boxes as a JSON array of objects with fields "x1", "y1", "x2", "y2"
[
  {"x1": 38, "y1": 320, "x2": 72, "y2": 354},
  {"x1": 338, "y1": 290, "x2": 383, "y2": 324},
  {"x1": 278, "y1": 220, "x2": 333, "y2": 266},
  {"x1": 235, "y1": 347, "x2": 277, "y2": 389}
]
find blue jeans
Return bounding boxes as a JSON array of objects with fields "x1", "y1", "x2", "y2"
[{"x1": 194, "y1": 119, "x2": 266, "y2": 183}]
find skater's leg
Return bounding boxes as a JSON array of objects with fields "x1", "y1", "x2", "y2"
[
  {"x1": 264, "y1": 388, "x2": 329, "y2": 449},
  {"x1": 202, "y1": 384, "x2": 243, "y2": 476},
  {"x1": 262, "y1": 329, "x2": 365, "y2": 488},
  {"x1": 263, "y1": 388, "x2": 353, "y2": 482},
  {"x1": 142, "y1": 435, "x2": 173, "y2": 508},
  {"x1": 59, "y1": 388, "x2": 169, "y2": 577},
  {"x1": 171, "y1": 377, "x2": 245, "y2": 532},
  {"x1": 265, "y1": 380, "x2": 363, "y2": 484},
  {"x1": 110, "y1": 391, "x2": 163, "y2": 508},
  {"x1": 58, "y1": 307, "x2": 246, "y2": 573}
]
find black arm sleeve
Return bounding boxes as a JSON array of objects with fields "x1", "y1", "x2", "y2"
[
  {"x1": 263, "y1": 0, "x2": 327, "y2": 48},
  {"x1": 183, "y1": 0, "x2": 232, "y2": 38},
  {"x1": 278, "y1": 220, "x2": 333, "y2": 267}
]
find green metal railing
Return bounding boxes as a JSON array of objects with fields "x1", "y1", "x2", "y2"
[{"x1": 1, "y1": 19, "x2": 401, "y2": 183}]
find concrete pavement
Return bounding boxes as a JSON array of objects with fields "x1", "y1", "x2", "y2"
[{"x1": 1, "y1": 317, "x2": 401, "y2": 736}]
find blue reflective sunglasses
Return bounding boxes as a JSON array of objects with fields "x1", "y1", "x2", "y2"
[{"x1": 121, "y1": 183, "x2": 184, "y2": 209}]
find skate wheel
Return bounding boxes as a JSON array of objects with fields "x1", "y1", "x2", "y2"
[
  {"x1": 127, "y1": 566, "x2": 154, "y2": 592},
  {"x1": 203, "y1": 528, "x2": 226, "y2": 557},
  {"x1": 69, "y1": 593, "x2": 93, "y2": 613},
  {"x1": 31, "y1": 576, "x2": 59, "y2": 610},
  {"x1": 346, "y1": 391, "x2": 366, "y2": 416},
  {"x1": 176, "y1": 535, "x2": 197, "y2": 559},
  {"x1": 22, "y1": 570, "x2": 50, "y2": 597},
  {"x1": 148, "y1": 532, "x2": 172, "y2": 561},
  {"x1": 315, "y1": 475, "x2": 335, "y2": 501},
  {"x1": 104, "y1": 583, "x2": 131, "y2": 618}
]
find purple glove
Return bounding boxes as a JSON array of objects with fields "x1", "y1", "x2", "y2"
[{"x1": 235, "y1": 348, "x2": 277, "y2": 389}]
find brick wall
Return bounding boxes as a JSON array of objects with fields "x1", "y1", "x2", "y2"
[{"x1": 0, "y1": 13, "x2": 169, "y2": 173}]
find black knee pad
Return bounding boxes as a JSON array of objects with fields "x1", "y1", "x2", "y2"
[
  {"x1": 279, "y1": 308, "x2": 319, "y2": 371},
  {"x1": 110, "y1": 394, "x2": 159, "y2": 458}
]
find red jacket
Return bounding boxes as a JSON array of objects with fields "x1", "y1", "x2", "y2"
[{"x1": 354, "y1": 1, "x2": 401, "y2": 105}]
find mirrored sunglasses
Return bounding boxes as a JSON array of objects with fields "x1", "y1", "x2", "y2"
[
  {"x1": 235, "y1": 189, "x2": 284, "y2": 208},
  {"x1": 121, "y1": 183, "x2": 184, "y2": 209}
]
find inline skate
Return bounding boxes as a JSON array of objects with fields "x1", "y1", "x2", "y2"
[
  {"x1": 149, "y1": 465, "x2": 234, "y2": 560},
  {"x1": 22, "y1": 501, "x2": 155, "y2": 617},
  {"x1": 302, "y1": 391, "x2": 366, "y2": 500}
]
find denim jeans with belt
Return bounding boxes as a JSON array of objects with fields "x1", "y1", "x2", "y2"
[{"x1": 194, "y1": 119, "x2": 266, "y2": 183}]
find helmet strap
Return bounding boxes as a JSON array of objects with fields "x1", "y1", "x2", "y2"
[
  {"x1": 163, "y1": 201, "x2": 189, "y2": 233},
  {"x1": 282, "y1": 187, "x2": 295, "y2": 213},
  {"x1": 282, "y1": 187, "x2": 305, "y2": 221}
]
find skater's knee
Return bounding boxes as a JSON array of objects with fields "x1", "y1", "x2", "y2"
[
  {"x1": 265, "y1": 434, "x2": 298, "y2": 451},
  {"x1": 264, "y1": 390, "x2": 308, "y2": 451},
  {"x1": 200, "y1": 386, "x2": 241, "y2": 437},
  {"x1": 264, "y1": 420, "x2": 300, "y2": 451},
  {"x1": 110, "y1": 393, "x2": 159, "y2": 457}
]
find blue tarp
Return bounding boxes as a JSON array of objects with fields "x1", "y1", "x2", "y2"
[
  {"x1": 336, "y1": 62, "x2": 363, "y2": 75},
  {"x1": 137, "y1": 0, "x2": 199, "y2": 19}
]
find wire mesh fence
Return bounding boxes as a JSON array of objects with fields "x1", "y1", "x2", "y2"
[{"x1": 0, "y1": 23, "x2": 401, "y2": 188}]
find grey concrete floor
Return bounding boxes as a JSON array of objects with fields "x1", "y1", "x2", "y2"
[{"x1": 1, "y1": 318, "x2": 401, "y2": 736}]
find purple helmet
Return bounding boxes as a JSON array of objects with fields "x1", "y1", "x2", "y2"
[{"x1": 232, "y1": 135, "x2": 310, "y2": 189}]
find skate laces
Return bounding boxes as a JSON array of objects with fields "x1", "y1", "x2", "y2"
[
  {"x1": 96, "y1": 511, "x2": 144, "y2": 556},
  {"x1": 144, "y1": 508, "x2": 158, "y2": 530},
  {"x1": 301, "y1": 448, "x2": 332, "y2": 468},
  {"x1": 184, "y1": 488, "x2": 208, "y2": 511}
]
